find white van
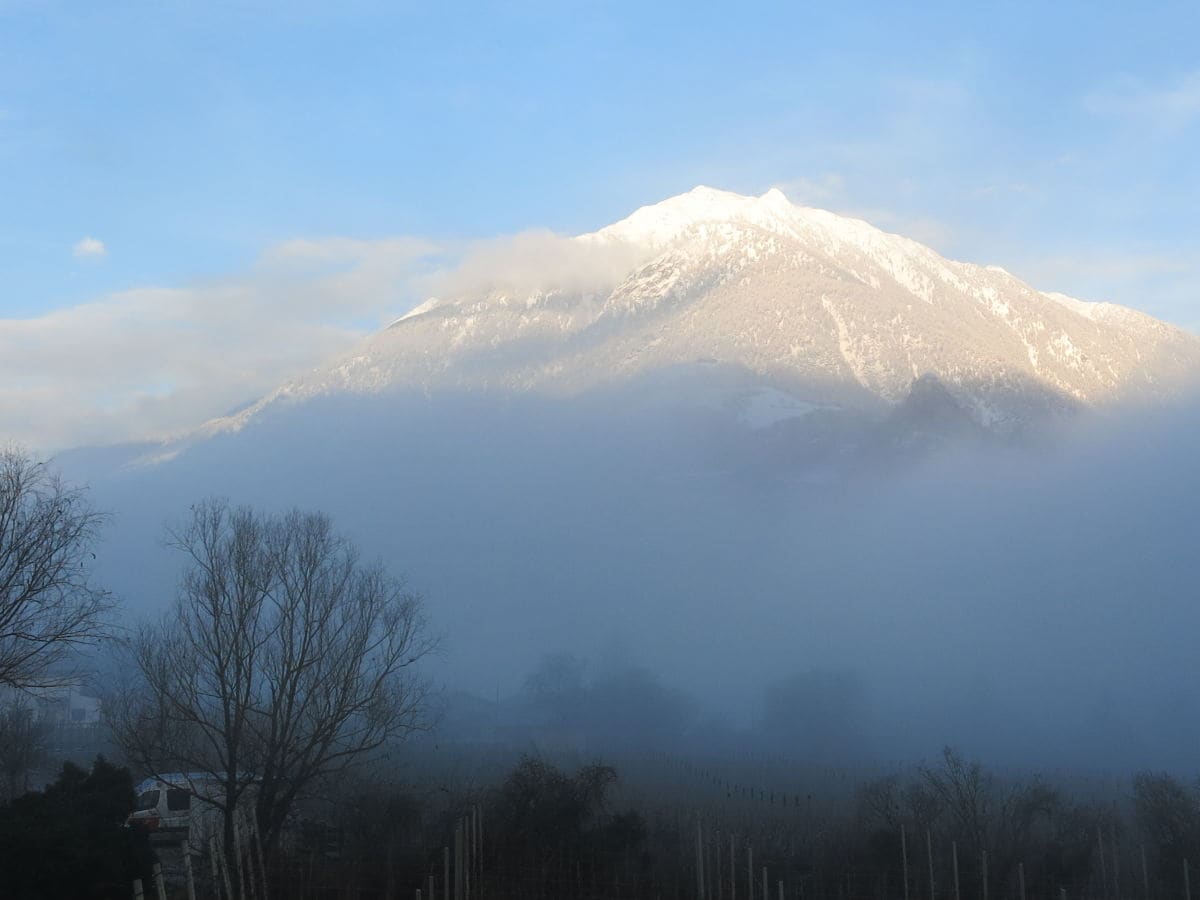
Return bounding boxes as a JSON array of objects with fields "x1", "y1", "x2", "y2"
[{"x1": 127, "y1": 773, "x2": 226, "y2": 849}]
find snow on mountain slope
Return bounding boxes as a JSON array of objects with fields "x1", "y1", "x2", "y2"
[{"x1": 206, "y1": 186, "x2": 1200, "y2": 438}]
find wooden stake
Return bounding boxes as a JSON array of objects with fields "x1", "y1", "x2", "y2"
[
  {"x1": 705, "y1": 828, "x2": 711, "y2": 900},
  {"x1": 926, "y1": 830, "x2": 935, "y2": 900},
  {"x1": 210, "y1": 837, "x2": 223, "y2": 900},
  {"x1": 952, "y1": 841, "x2": 960, "y2": 900},
  {"x1": 456, "y1": 822, "x2": 464, "y2": 900},
  {"x1": 748, "y1": 845, "x2": 754, "y2": 900},
  {"x1": 698, "y1": 819, "x2": 706, "y2": 900},
  {"x1": 1018, "y1": 862, "x2": 1026, "y2": 900},
  {"x1": 902, "y1": 825, "x2": 910, "y2": 900},
  {"x1": 1183, "y1": 859, "x2": 1191, "y2": 900},
  {"x1": 982, "y1": 850, "x2": 988, "y2": 900},
  {"x1": 234, "y1": 815, "x2": 249, "y2": 900},
  {"x1": 251, "y1": 811, "x2": 269, "y2": 900},
  {"x1": 1112, "y1": 825, "x2": 1121, "y2": 900},
  {"x1": 239, "y1": 811, "x2": 258, "y2": 900},
  {"x1": 717, "y1": 829, "x2": 723, "y2": 900},
  {"x1": 1099, "y1": 828, "x2": 1110, "y2": 900},
  {"x1": 184, "y1": 852, "x2": 197, "y2": 900},
  {"x1": 444, "y1": 846, "x2": 450, "y2": 900},
  {"x1": 762, "y1": 866, "x2": 768, "y2": 900},
  {"x1": 216, "y1": 838, "x2": 234, "y2": 900},
  {"x1": 474, "y1": 806, "x2": 481, "y2": 899},
  {"x1": 1141, "y1": 845, "x2": 1150, "y2": 900},
  {"x1": 731, "y1": 834, "x2": 737, "y2": 900}
]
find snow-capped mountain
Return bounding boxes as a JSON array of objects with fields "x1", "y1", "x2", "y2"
[{"x1": 207, "y1": 186, "x2": 1200, "y2": 438}]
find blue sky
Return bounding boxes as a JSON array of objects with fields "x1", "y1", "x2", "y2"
[{"x1": 3, "y1": 1, "x2": 1200, "y2": 447}]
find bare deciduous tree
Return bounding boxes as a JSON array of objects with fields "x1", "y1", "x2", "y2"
[
  {"x1": 920, "y1": 746, "x2": 993, "y2": 852},
  {"x1": 112, "y1": 499, "x2": 436, "y2": 859},
  {"x1": 0, "y1": 447, "x2": 111, "y2": 691},
  {"x1": 1133, "y1": 771, "x2": 1200, "y2": 874},
  {"x1": 920, "y1": 746, "x2": 1061, "y2": 884}
]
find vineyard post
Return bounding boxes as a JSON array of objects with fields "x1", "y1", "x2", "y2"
[
  {"x1": 455, "y1": 821, "x2": 463, "y2": 900},
  {"x1": 716, "y1": 829, "x2": 723, "y2": 900},
  {"x1": 215, "y1": 837, "x2": 234, "y2": 900},
  {"x1": 184, "y1": 851, "x2": 197, "y2": 900},
  {"x1": 1112, "y1": 825, "x2": 1121, "y2": 900},
  {"x1": 1099, "y1": 828, "x2": 1110, "y2": 900},
  {"x1": 209, "y1": 837, "x2": 222, "y2": 900},
  {"x1": 926, "y1": 830, "x2": 935, "y2": 900},
  {"x1": 731, "y1": 834, "x2": 737, "y2": 900}
]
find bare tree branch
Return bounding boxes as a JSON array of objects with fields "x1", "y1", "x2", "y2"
[
  {"x1": 0, "y1": 446, "x2": 112, "y2": 691},
  {"x1": 111, "y1": 498, "x2": 437, "y2": 861}
]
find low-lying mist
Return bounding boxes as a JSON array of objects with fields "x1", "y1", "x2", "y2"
[{"x1": 64, "y1": 381, "x2": 1200, "y2": 774}]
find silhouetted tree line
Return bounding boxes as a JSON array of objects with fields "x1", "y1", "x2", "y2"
[
  {"x1": 10, "y1": 738, "x2": 1200, "y2": 899},
  {"x1": 479, "y1": 756, "x2": 650, "y2": 896},
  {"x1": 0, "y1": 755, "x2": 154, "y2": 899}
]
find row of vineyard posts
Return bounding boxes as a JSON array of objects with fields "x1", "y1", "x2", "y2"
[
  {"x1": 117, "y1": 746, "x2": 1200, "y2": 900},
  {"x1": 129, "y1": 805, "x2": 484, "y2": 900}
]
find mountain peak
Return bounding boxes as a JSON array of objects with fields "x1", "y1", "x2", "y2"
[
  {"x1": 760, "y1": 186, "x2": 790, "y2": 205},
  {"x1": 591, "y1": 185, "x2": 911, "y2": 269},
  {"x1": 594, "y1": 185, "x2": 807, "y2": 247},
  {"x1": 188, "y1": 185, "x2": 1200, "y2": 448}
]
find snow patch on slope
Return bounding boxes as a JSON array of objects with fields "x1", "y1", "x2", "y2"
[{"x1": 738, "y1": 387, "x2": 825, "y2": 428}]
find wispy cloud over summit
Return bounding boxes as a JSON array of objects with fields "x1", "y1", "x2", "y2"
[{"x1": 1, "y1": 235, "x2": 441, "y2": 451}]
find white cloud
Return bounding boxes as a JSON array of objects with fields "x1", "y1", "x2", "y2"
[
  {"x1": 428, "y1": 229, "x2": 649, "y2": 299},
  {"x1": 72, "y1": 236, "x2": 107, "y2": 259},
  {"x1": 4, "y1": 228, "x2": 651, "y2": 453},
  {"x1": 3, "y1": 236, "x2": 441, "y2": 452}
]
